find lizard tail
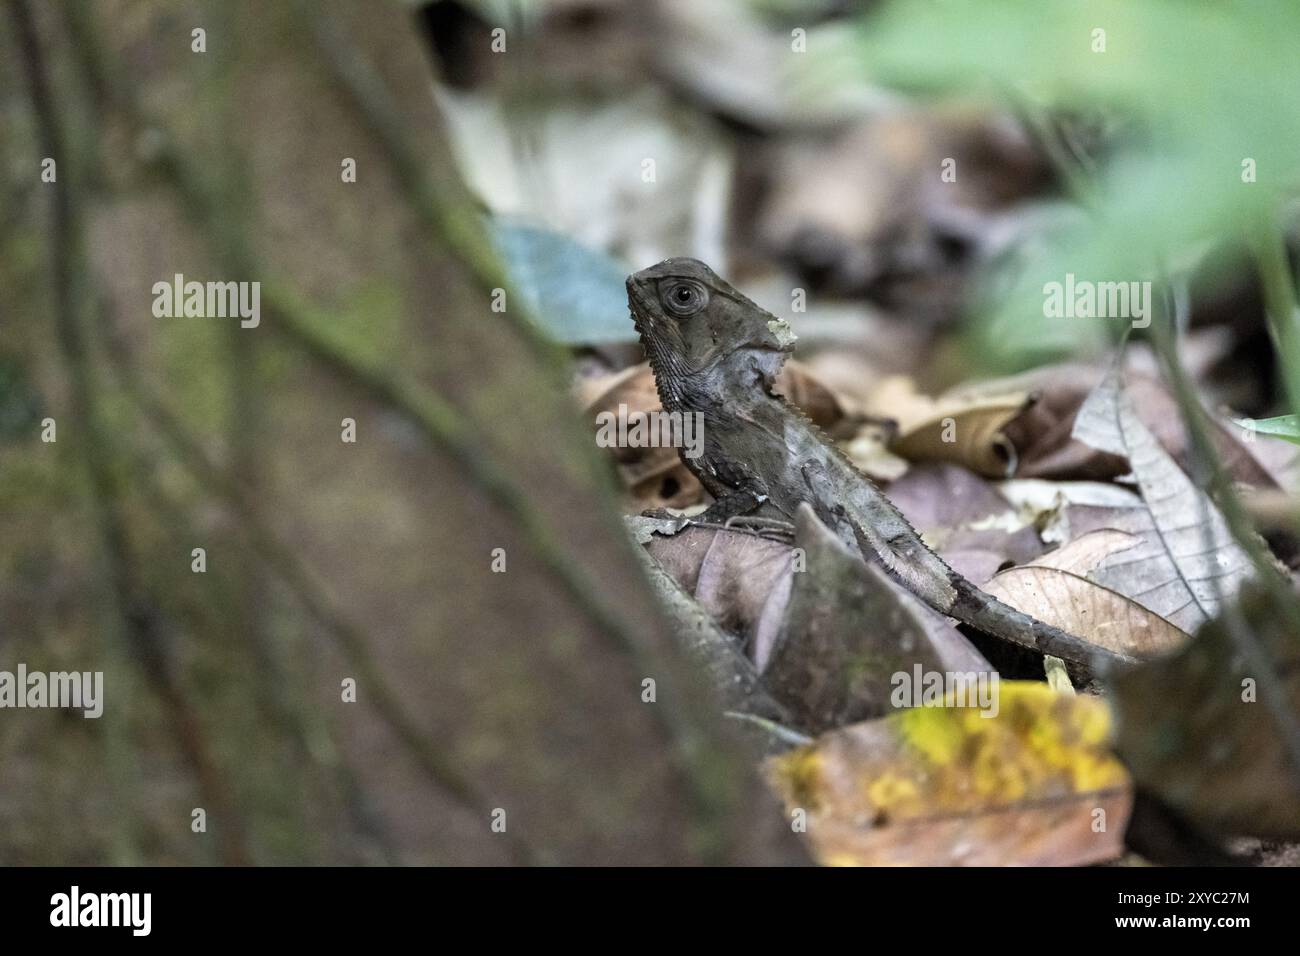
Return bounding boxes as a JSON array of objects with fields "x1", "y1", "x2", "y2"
[{"x1": 949, "y1": 577, "x2": 1136, "y2": 673}]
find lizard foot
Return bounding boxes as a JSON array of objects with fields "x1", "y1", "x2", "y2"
[
  {"x1": 688, "y1": 515, "x2": 795, "y2": 542},
  {"x1": 727, "y1": 515, "x2": 795, "y2": 542}
]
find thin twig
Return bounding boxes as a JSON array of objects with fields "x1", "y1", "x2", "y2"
[
  {"x1": 1148, "y1": 275, "x2": 1300, "y2": 796},
  {"x1": 1251, "y1": 219, "x2": 1300, "y2": 421}
]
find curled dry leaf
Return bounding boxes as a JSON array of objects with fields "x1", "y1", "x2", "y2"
[
  {"x1": 862, "y1": 375, "x2": 1033, "y2": 478},
  {"x1": 766, "y1": 682, "x2": 1131, "y2": 866},
  {"x1": 972, "y1": 362, "x2": 1279, "y2": 487}
]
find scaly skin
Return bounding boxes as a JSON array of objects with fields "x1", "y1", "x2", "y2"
[{"x1": 627, "y1": 257, "x2": 1133, "y2": 672}]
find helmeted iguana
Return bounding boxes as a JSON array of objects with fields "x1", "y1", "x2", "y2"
[{"x1": 627, "y1": 257, "x2": 1130, "y2": 672}]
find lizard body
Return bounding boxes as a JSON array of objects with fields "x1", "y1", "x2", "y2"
[{"x1": 627, "y1": 257, "x2": 1130, "y2": 672}]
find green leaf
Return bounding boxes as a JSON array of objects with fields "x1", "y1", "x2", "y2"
[
  {"x1": 1239, "y1": 415, "x2": 1300, "y2": 445},
  {"x1": 490, "y1": 220, "x2": 636, "y2": 345}
]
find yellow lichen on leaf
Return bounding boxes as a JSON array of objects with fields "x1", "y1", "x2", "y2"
[
  {"x1": 893, "y1": 682, "x2": 1125, "y2": 810},
  {"x1": 769, "y1": 745, "x2": 827, "y2": 813},
  {"x1": 766, "y1": 681, "x2": 1132, "y2": 865}
]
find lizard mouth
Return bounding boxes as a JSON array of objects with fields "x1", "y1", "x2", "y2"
[
  {"x1": 626, "y1": 281, "x2": 658, "y2": 339},
  {"x1": 629, "y1": 307, "x2": 650, "y2": 342}
]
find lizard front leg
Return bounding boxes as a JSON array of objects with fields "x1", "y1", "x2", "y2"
[
  {"x1": 639, "y1": 488, "x2": 763, "y2": 525},
  {"x1": 699, "y1": 490, "x2": 795, "y2": 541},
  {"x1": 698, "y1": 487, "x2": 765, "y2": 524},
  {"x1": 642, "y1": 487, "x2": 794, "y2": 540}
]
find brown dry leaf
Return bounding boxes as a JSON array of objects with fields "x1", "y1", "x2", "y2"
[
  {"x1": 640, "y1": 523, "x2": 725, "y2": 593},
  {"x1": 886, "y1": 463, "x2": 1044, "y2": 567},
  {"x1": 863, "y1": 375, "x2": 1033, "y2": 478},
  {"x1": 696, "y1": 532, "x2": 795, "y2": 661},
  {"x1": 580, "y1": 363, "x2": 703, "y2": 510},
  {"x1": 761, "y1": 505, "x2": 990, "y2": 733},
  {"x1": 1071, "y1": 367, "x2": 1255, "y2": 632},
  {"x1": 985, "y1": 568, "x2": 1191, "y2": 660},
  {"x1": 773, "y1": 361, "x2": 847, "y2": 430},
  {"x1": 984, "y1": 530, "x2": 1192, "y2": 660},
  {"x1": 1030, "y1": 529, "x2": 1143, "y2": 575},
  {"x1": 972, "y1": 361, "x2": 1279, "y2": 487},
  {"x1": 637, "y1": 547, "x2": 787, "y2": 723},
  {"x1": 1113, "y1": 583, "x2": 1300, "y2": 839},
  {"x1": 642, "y1": 525, "x2": 794, "y2": 660},
  {"x1": 767, "y1": 682, "x2": 1131, "y2": 866},
  {"x1": 575, "y1": 361, "x2": 648, "y2": 411}
]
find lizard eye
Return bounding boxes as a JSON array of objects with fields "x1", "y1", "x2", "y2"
[{"x1": 661, "y1": 280, "x2": 708, "y2": 317}]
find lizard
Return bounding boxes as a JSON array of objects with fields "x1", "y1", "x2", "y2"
[{"x1": 627, "y1": 257, "x2": 1133, "y2": 673}]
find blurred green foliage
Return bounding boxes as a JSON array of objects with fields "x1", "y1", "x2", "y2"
[{"x1": 823, "y1": 0, "x2": 1300, "y2": 369}]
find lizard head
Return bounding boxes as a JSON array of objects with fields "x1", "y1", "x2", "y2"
[{"x1": 627, "y1": 258, "x2": 796, "y2": 404}]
